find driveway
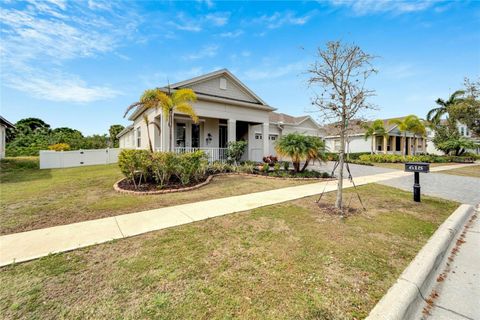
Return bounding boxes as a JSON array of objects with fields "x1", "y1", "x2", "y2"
[{"x1": 313, "y1": 162, "x2": 480, "y2": 205}]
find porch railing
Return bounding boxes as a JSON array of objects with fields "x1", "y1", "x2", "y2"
[{"x1": 174, "y1": 147, "x2": 228, "y2": 162}]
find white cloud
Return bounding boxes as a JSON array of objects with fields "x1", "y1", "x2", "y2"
[
  {"x1": 4, "y1": 68, "x2": 120, "y2": 102},
  {"x1": 206, "y1": 12, "x2": 230, "y2": 26},
  {"x1": 329, "y1": 0, "x2": 439, "y2": 15},
  {"x1": 183, "y1": 45, "x2": 219, "y2": 60},
  {"x1": 254, "y1": 10, "x2": 317, "y2": 29},
  {"x1": 243, "y1": 61, "x2": 306, "y2": 81},
  {"x1": 0, "y1": 1, "x2": 139, "y2": 102},
  {"x1": 170, "y1": 11, "x2": 230, "y2": 32},
  {"x1": 219, "y1": 29, "x2": 244, "y2": 38}
]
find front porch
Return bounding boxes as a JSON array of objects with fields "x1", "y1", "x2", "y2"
[
  {"x1": 373, "y1": 135, "x2": 426, "y2": 155},
  {"x1": 153, "y1": 115, "x2": 270, "y2": 162}
]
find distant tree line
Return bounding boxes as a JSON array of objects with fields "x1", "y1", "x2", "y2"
[{"x1": 5, "y1": 118, "x2": 124, "y2": 157}]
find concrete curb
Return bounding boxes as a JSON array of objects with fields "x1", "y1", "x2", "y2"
[{"x1": 366, "y1": 203, "x2": 475, "y2": 320}]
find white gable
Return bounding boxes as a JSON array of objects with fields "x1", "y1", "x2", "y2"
[{"x1": 179, "y1": 75, "x2": 259, "y2": 104}]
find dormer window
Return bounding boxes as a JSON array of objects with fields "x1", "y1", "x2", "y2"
[{"x1": 220, "y1": 77, "x2": 227, "y2": 90}]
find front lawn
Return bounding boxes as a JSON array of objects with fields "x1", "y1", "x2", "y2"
[
  {"x1": 0, "y1": 184, "x2": 458, "y2": 319},
  {"x1": 0, "y1": 157, "x2": 314, "y2": 235},
  {"x1": 435, "y1": 164, "x2": 480, "y2": 178}
]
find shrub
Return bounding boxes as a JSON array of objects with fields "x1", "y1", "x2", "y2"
[
  {"x1": 273, "y1": 162, "x2": 281, "y2": 172},
  {"x1": 238, "y1": 163, "x2": 255, "y2": 174},
  {"x1": 226, "y1": 141, "x2": 248, "y2": 165},
  {"x1": 321, "y1": 172, "x2": 331, "y2": 178},
  {"x1": 0, "y1": 157, "x2": 39, "y2": 171},
  {"x1": 281, "y1": 161, "x2": 290, "y2": 171},
  {"x1": 207, "y1": 161, "x2": 233, "y2": 174},
  {"x1": 48, "y1": 143, "x2": 70, "y2": 151},
  {"x1": 150, "y1": 152, "x2": 176, "y2": 188},
  {"x1": 356, "y1": 153, "x2": 475, "y2": 164},
  {"x1": 175, "y1": 151, "x2": 207, "y2": 186},
  {"x1": 118, "y1": 149, "x2": 151, "y2": 188},
  {"x1": 262, "y1": 163, "x2": 270, "y2": 172}
]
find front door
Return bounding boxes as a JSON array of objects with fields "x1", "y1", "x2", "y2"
[
  {"x1": 219, "y1": 125, "x2": 227, "y2": 148},
  {"x1": 192, "y1": 124, "x2": 200, "y2": 148}
]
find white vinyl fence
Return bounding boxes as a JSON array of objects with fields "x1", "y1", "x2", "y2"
[{"x1": 40, "y1": 148, "x2": 120, "y2": 169}]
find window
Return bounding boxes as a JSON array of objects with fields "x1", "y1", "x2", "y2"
[
  {"x1": 136, "y1": 127, "x2": 141, "y2": 148},
  {"x1": 269, "y1": 135, "x2": 277, "y2": 141},
  {"x1": 176, "y1": 123, "x2": 186, "y2": 147},
  {"x1": 460, "y1": 127, "x2": 465, "y2": 136},
  {"x1": 466, "y1": 128, "x2": 470, "y2": 136},
  {"x1": 255, "y1": 133, "x2": 263, "y2": 140}
]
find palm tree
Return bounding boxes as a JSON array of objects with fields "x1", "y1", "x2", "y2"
[
  {"x1": 389, "y1": 115, "x2": 424, "y2": 157},
  {"x1": 409, "y1": 118, "x2": 426, "y2": 155},
  {"x1": 124, "y1": 88, "x2": 198, "y2": 152},
  {"x1": 426, "y1": 90, "x2": 465, "y2": 125},
  {"x1": 363, "y1": 119, "x2": 386, "y2": 154},
  {"x1": 124, "y1": 89, "x2": 165, "y2": 152},
  {"x1": 160, "y1": 88, "x2": 198, "y2": 151},
  {"x1": 275, "y1": 133, "x2": 326, "y2": 173}
]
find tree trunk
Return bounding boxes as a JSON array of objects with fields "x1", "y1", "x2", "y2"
[
  {"x1": 402, "y1": 134, "x2": 406, "y2": 158},
  {"x1": 411, "y1": 135, "x2": 415, "y2": 156},
  {"x1": 168, "y1": 111, "x2": 173, "y2": 152},
  {"x1": 146, "y1": 122, "x2": 153, "y2": 152},
  {"x1": 371, "y1": 135, "x2": 374, "y2": 155},
  {"x1": 335, "y1": 127, "x2": 345, "y2": 211},
  {"x1": 300, "y1": 159, "x2": 310, "y2": 172}
]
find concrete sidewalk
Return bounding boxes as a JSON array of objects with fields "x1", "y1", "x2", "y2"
[
  {"x1": 425, "y1": 210, "x2": 479, "y2": 320},
  {"x1": 0, "y1": 163, "x2": 475, "y2": 267}
]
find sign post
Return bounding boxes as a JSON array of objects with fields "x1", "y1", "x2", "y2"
[{"x1": 404, "y1": 162, "x2": 429, "y2": 202}]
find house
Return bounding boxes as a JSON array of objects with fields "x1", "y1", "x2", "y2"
[
  {"x1": 118, "y1": 69, "x2": 323, "y2": 161},
  {"x1": 0, "y1": 116, "x2": 15, "y2": 159},
  {"x1": 426, "y1": 121, "x2": 480, "y2": 155},
  {"x1": 322, "y1": 117, "x2": 427, "y2": 155}
]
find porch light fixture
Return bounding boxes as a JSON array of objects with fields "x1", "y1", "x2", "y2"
[{"x1": 206, "y1": 133, "x2": 212, "y2": 145}]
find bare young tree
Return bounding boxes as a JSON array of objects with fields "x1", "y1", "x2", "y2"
[{"x1": 308, "y1": 41, "x2": 377, "y2": 211}]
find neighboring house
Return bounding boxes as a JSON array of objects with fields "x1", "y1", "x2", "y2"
[
  {"x1": 426, "y1": 121, "x2": 480, "y2": 155},
  {"x1": 322, "y1": 117, "x2": 427, "y2": 155},
  {"x1": 118, "y1": 69, "x2": 323, "y2": 162},
  {"x1": 0, "y1": 116, "x2": 15, "y2": 159}
]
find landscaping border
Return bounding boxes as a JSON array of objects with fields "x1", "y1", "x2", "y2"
[
  {"x1": 366, "y1": 203, "x2": 476, "y2": 320},
  {"x1": 113, "y1": 173, "x2": 329, "y2": 195}
]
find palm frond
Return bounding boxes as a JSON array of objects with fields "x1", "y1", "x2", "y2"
[
  {"x1": 175, "y1": 102, "x2": 199, "y2": 123},
  {"x1": 172, "y1": 88, "x2": 197, "y2": 105},
  {"x1": 124, "y1": 101, "x2": 142, "y2": 118}
]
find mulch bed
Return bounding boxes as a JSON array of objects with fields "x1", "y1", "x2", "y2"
[
  {"x1": 114, "y1": 173, "x2": 332, "y2": 196},
  {"x1": 117, "y1": 176, "x2": 209, "y2": 192}
]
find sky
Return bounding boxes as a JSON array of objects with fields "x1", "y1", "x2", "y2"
[{"x1": 1, "y1": 0, "x2": 479, "y2": 135}]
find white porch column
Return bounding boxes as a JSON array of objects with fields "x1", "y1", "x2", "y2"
[
  {"x1": 228, "y1": 119, "x2": 236, "y2": 143},
  {"x1": 262, "y1": 122, "x2": 269, "y2": 156},
  {"x1": 161, "y1": 114, "x2": 170, "y2": 152}
]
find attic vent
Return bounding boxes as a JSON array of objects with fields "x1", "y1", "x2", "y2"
[{"x1": 219, "y1": 77, "x2": 227, "y2": 90}]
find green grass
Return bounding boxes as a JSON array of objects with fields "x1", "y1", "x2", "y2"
[
  {"x1": 435, "y1": 164, "x2": 480, "y2": 178},
  {"x1": 0, "y1": 157, "x2": 314, "y2": 235},
  {"x1": 0, "y1": 184, "x2": 458, "y2": 319}
]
